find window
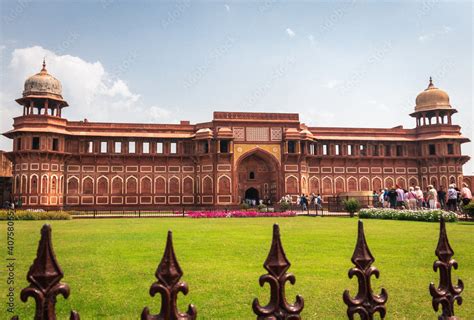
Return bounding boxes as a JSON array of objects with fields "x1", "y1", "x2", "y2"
[
  {"x1": 143, "y1": 142, "x2": 150, "y2": 154},
  {"x1": 385, "y1": 145, "x2": 391, "y2": 156},
  {"x1": 202, "y1": 141, "x2": 209, "y2": 153},
  {"x1": 372, "y1": 145, "x2": 379, "y2": 156},
  {"x1": 16, "y1": 138, "x2": 22, "y2": 151},
  {"x1": 309, "y1": 144, "x2": 315, "y2": 155},
  {"x1": 249, "y1": 171, "x2": 255, "y2": 180},
  {"x1": 447, "y1": 144, "x2": 454, "y2": 155},
  {"x1": 115, "y1": 142, "x2": 122, "y2": 153},
  {"x1": 52, "y1": 138, "x2": 59, "y2": 151},
  {"x1": 323, "y1": 144, "x2": 328, "y2": 155},
  {"x1": 288, "y1": 141, "x2": 296, "y2": 153},
  {"x1": 100, "y1": 141, "x2": 107, "y2": 153},
  {"x1": 128, "y1": 141, "x2": 135, "y2": 153},
  {"x1": 32, "y1": 137, "x2": 40, "y2": 150},
  {"x1": 396, "y1": 145, "x2": 403, "y2": 157},
  {"x1": 335, "y1": 144, "x2": 341, "y2": 155},
  {"x1": 87, "y1": 141, "x2": 93, "y2": 153},
  {"x1": 348, "y1": 144, "x2": 353, "y2": 156},
  {"x1": 359, "y1": 144, "x2": 366, "y2": 156},
  {"x1": 170, "y1": 142, "x2": 177, "y2": 154},
  {"x1": 429, "y1": 144, "x2": 436, "y2": 155},
  {"x1": 156, "y1": 142, "x2": 163, "y2": 154},
  {"x1": 220, "y1": 140, "x2": 229, "y2": 153}
]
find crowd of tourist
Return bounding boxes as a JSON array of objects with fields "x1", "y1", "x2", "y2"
[
  {"x1": 280, "y1": 193, "x2": 323, "y2": 211},
  {"x1": 373, "y1": 184, "x2": 472, "y2": 211}
]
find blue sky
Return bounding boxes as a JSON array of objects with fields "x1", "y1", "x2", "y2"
[{"x1": 0, "y1": 1, "x2": 472, "y2": 173}]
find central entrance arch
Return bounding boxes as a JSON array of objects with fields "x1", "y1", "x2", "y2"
[
  {"x1": 236, "y1": 149, "x2": 280, "y2": 205},
  {"x1": 245, "y1": 187, "x2": 259, "y2": 202}
]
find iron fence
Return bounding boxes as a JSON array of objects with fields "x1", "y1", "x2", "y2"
[{"x1": 10, "y1": 217, "x2": 463, "y2": 319}]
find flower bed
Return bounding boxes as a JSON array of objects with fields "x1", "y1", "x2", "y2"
[
  {"x1": 187, "y1": 211, "x2": 297, "y2": 218},
  {"x1": 358, "y1": 208, "x2": 457, "y2": 222},
  {"x1": 0, "y1": 210, "x2": 72, "y2": 220}
]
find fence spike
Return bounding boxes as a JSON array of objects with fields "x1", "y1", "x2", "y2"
[
  {"x1": 343, "y1": 220, "x2": 387, "y2": 320},
  {"x1": 142, "y1": 231, "x2": 197, "y2": 320},
  {"x1": 11, "y1": 224, "x2": 80, "y2": 320},
  {"x1": 429, "y1": 217, "x2": 463, "y2": 320},
  {"x1": 252, "y1": 223, "x2": 304, "y2": 319}
]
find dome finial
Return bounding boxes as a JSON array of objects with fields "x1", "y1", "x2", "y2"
[
  {"x1": 42, "y1": 57, "x2": 46, "y2": 72},
  {"x1": 427, "y1": 76, "x2": 435, "y2": 89}
]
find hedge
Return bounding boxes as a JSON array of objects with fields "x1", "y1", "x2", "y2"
[
  {"x1": 358, "y1": 208, "x2": 457, "y2": 222},
  {"x1": 0, "y1": 210, "x2": 72, "y2": 220}
]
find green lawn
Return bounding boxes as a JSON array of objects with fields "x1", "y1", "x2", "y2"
[{"x1": 1, "y1": 217, "x2": 473, "y2": 319}]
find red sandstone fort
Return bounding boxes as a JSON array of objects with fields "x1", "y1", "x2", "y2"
[{"x1": 3, "y1": 62, "x2": 472, "y2": 209}]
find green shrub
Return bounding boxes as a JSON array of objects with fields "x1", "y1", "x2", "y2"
[
  {"x1": 343, "y1": 198, "x2": 361, "y2": 217},
  {"x1": 0, "y1": 210, "x2": 72, "y2": 220},
  {"x1": 279, "y1": 201, "x2": 291, "y2": 212},
  {"x1": 240, "y1": 202, "x2": 250, "y2": 210},
  {"x1": 257, "y1": 204, "x2": 267, "y2": 212},
  {"x1": 462, "y1": 201, "x2": 474, "y2": 218},
  {"x1": 358, "y1": 208, "x2": 457, "y2": 222}
]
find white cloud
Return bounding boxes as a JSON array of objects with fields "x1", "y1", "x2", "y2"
[
  {"x1": 308, "y1": 34, "x2": 315, "y2": 43},
  {"x1": 148, "y1": 105, "x2": 172, "y2": 121},
  {"x1": 224, "y1": 4, "x2": 230, "y2": 12},
  {"x1": 286, "y1": 28, "x2": 295, "y2": 38},
  {"x1": 418, "y1": 26, "x2": 452, "y2": 43},
  {"x1": 0, "y1": 46, "x2": 172, "y2": 151},
  {"x1": 323, "y1": 80, "x2": 341, "y2": 89}
]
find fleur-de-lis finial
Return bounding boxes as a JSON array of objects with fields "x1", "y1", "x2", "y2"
[
  {"x1": 11, "y1": 224, "x2": 80, "y2": 320},
  {"x1": 343, "y1": 220, "x2": 388, "y2": 320},
  {"x1": 142, "y1": 231, "x2": 196, "y2": 320},
  {"x1": 253, "y1": 224, "x2": 304, "y2": 319},
  {"x1": 429, "y1": 217, "x2": 463, "y2": 320}
]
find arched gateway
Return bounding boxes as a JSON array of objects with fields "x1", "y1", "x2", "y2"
[{"x1": 236, "y1": 149, "x2": 280, "y2": 204}]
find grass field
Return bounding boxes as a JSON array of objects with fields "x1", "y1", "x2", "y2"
[{"x1": 1, "y1": 217, "x2": 473, "y2": 319}]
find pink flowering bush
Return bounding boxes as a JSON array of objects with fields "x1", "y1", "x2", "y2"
[{"x1": 187, "y1": 211, "x2": 297, "y2": 218}]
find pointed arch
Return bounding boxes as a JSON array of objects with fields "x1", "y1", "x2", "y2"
[
  {"x1": 14, "y1": 175, "x2": 20, "y2": 194},
  {"x1": 440, "y1": 176, "x2": 448, "y2": 189},
  {"x1": 97, "y1": 176, "x2": 109, "y2": 194},
  {"x1": 140, "y1": 176, "x2": 152, "y2": 194},
  {"x1": 384, "y1": 177, "x2": 394, "y2": 189},
  {"x1": 217, "y1": 175, "x2": 231, "y2": 195},
  {"x1": 182, "y1": 176, "x2": 194, "y2": 195},
  {"x1": 309, "y1": 176, "x2": 320, "y2": 194},
  {"x1": 111, "y1": 176, "x2": 124, "y2": 195},
  {"x1": 59, "y1": 175, "x2": 64, "y2": 194},
  {"x1": 202, "y1": 175, "x2": 213, "y2": 194},
  {"x1": 301, "y1": 176, "x2": 307, "y2": 194},
  {"x1": 422, "y1": 176, "x2": 428, "y2": 189},
  {"x1": 21, "y1": 174, "x2": 28, "y2": 194},
  {"x1": 50, "y1": 175, "x2": 58, "y2": 194},
  {"x1": 285, "y1": 175, "x2": 298, "y2": 194},
  {"x1": 335, "y1": 176, "x2": 345, "y2": 194},
  {"x1": 126, "y1": 176, "x2": 138, "y2": 194},
  {"x1": 322, "y1": 176, "x2": 333, "y2": 195},
  {"x1": 169, "y1": 176, "x2": 180, "y2": 194},
  {"x1": 347, "y1": 176, "x2": 358, "y2": 192},
  {"x1": 408, "y1": 176, "x2": 419, "y2": 187},
  {"x1": 430, "y1": 176, "x2": 438, "y2": 188},
  {"x1": 360, "y1": 176, "x2": 370, "y2": 191},
  {"x1": 396, "y1": 177, "x2": 407, "y2": 189},
  {"x1": 67, "y1": 176, "x2": 79, "y2": 194},
  {"x1": 30, "y1": 174, "x2": 39, "y2": 194},
  {"x1": 154, "y1": 176, "x2": 166, "y2": 194},
  {"x1": 372, "y1": 177, "x2": 382, "y2": 192},
  {"x1": 82, "y1": 176, "x2": 94, "y2": 195},
  {"x1": 40, "y1": 174, "x2": 48, "y2": 194}
]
